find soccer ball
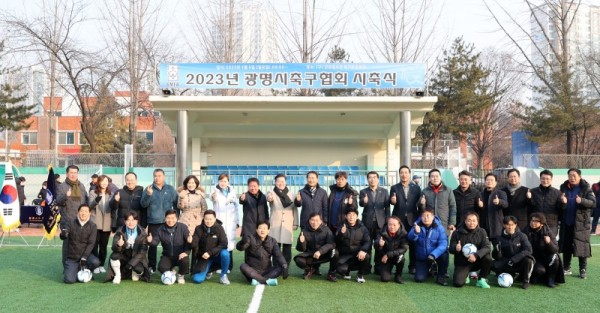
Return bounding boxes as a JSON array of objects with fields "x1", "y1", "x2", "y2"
[
  {"x1": 497, "y1": 273, "x2": 513, "y2": 288},
  {"x1": 462, "y1": 243, "x2": 477, "y2": 258},
  {"x1": 161, "y1": 271, "x2": 176, "y2": 285},
  {"x1": 77, "y1": 269, "x2": 92, "y2": 283}
]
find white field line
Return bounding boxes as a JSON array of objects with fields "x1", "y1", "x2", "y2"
[{"x1": 246, "y1": 284, "x2": 266, "y2": 313}]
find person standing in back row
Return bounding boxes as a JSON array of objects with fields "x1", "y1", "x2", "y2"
[
  {"x1": 239, "y1": 177, "x2": 269, "y2": 238},
  {"x1": 57, "y1": 165, "x2": 89, "y2": 265},
  {"x1": 267, "y1": 174, "x2": 298, "y2": 267},
  {"x1": 390, "y1": 165, "x2": 422, "y2": 274},
  {"x1": 420, "y1": 168, "x2": 457, "y2": 236},
  {"x1": 141, "y1": 168, "x2": 178, "y2": 274},
  {"x1": 328, "y1": 171, "x2": 358, "y2": 234},
  {"x1": 527, "y1": 169, "x2": 564, "y2": 236},
  {"x1": 477, "y1": 173, "x2": 508, "y2": 245},
  {"x1": 502, "y1": 169, "x2": 533, "y2": 231},
  {"x1": 295, "y1": 171, "x2": 329, "y2": 229}
]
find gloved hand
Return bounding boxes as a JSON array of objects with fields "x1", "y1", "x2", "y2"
[
  {"x1": 80, "y1": 258, "x2": 88, "y2": 270},
  {"x1": 282, "y1": 265, "x2": 289, "y2": 280},
  {"x1": 59, "y1": 228, "x2": 69, "y2": 240},
  {"x1": 95, "y1": 195, "x2": 102, "y2": 203}
]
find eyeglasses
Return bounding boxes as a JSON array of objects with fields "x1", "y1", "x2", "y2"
[{"x1": 530, "y1": 219, "x2": 541, "y2": 223}]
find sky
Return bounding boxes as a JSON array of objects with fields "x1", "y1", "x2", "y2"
[{"x1": 0, "y1": 0, "x2": 533, "y2": 65}]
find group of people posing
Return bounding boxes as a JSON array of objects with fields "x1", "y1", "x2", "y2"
[{"x1": 57, "y1": 164, "x2": 596, "y2": 289}]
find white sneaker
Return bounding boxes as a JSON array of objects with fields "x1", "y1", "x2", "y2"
[
  {"x1": 356, "y1": 276, "x2": 366, "y2": 283},
  {"x1": 343, "y1": 274, "x2": 352, "y2": 280},
  {"x1": 206, "y1": 272, "x2": 213, "y2": 280},
  {"x1": 131, "y1": 272, "x2": 140, "y2": 282},
  {"x1": 113, "y1": 275, "x2": 121, "y2": 284},
  {"x1": 220, "y1": 274, "x2": 230, "y2": 285},
  {"x1": 99, "y1": 266, "x2": 106, "y2": 273},
  {"x1": 93, "y1": 268, "x2": 101, "y2": 274},
  {"x1": 177, "y1": 274, "x2": 185, "y2": 284}
]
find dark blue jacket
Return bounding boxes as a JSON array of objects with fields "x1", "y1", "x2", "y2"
[
  {"x1": 141, "y1": 184, "x2": 178, "y2": 225},
  {"x1": 408, "y1": 216, "x2": 448, "y2": 261}
]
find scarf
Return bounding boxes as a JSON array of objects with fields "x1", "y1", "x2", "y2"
[
  {"x1": 273, "y1": 186, "x2": 293, "y2": 208},
  {"x1": 430, "y1": 183, "x2": 442, "y2": 194},
  {"x1": 216, "y1": 185, "x2": 229, "y2": 197},
  {"x1": 187, "y1": 189, "x2": 196, "y2": 195},
  {"x1": 66, "y1": 178, "x2": 82, "y2": 200},
  {"x1": 507, "y1": 184, "x2": 520, "y2": 195}
]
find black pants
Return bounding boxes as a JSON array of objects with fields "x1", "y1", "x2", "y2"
[
  {"x1": 492, "y1": 257, "x2": 534, "y2": 283},
  {"x1": 402, "y1": 217, "x2": 416, "y2": 271},
  {"x1": 561, "y1": 225, "x2": 588, "y2": 270},
  {"x1": 453, "y1": 254, "x2": 492, "y2": 287},
  {"x1": 368, "y1": 225, "x2": 381, "y2": 272},
  {"x1": 532, "y1": 253, "x2": 560, "y2": 283},
  {"x1": 147, "y1": 223, "x2": 163, "y2": 270},
  {"x1": 158, "y1": 255, "x2": 190, "y2": 275},
  {"x1": 376, "y1": 255, "x2": 406, "y2": 282},
  {"x1": 335, "y1": 253, "x2": 371, "y2": 276},
  {"x1": 278, "y1": 243, "x2": 292, "y2": 266},
  {"x1": 93, "y1": 230, "x2": 111, "y2": 266},
  {"x1": 294, "y1": 250, "x2": 338, "y2": 274},
  {"x1": 240, "y1": 264, "x2": 281, "y2": 284}
]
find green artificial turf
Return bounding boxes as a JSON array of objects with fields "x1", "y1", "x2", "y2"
[{"x1": 1, "y1": 235, "x2": 599, "y2": 313}]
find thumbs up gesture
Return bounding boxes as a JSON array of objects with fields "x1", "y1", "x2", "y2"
[
  {"x1": 299, "y1": 231, "x2": 306, "y2": 243},
  {"x1": 347, "y1": 195, "x2": 353, "y2": 205},
  {"x1": 66, "y1": 188, "x2": 72, "y2": 197},
  {"x1": 146, "y1": 185, "x2": 153, "y2": 196},
  {"x1": 267, "y1": 192, "x2": 274, "y2": 202},
  {"x1": 117, "y1": 234, "x2": 125, "y2": 247},
  {"x1": 115, "y1": 192, "x2": 121, "y2": 203},
  {"x1": 544, "y1": 235, "x2": 551, "y2": 244},
  {"x1": 363, "y1": 194, "x2": 368, "y2": 204},
  {"x1": 379, "y1": 236, "x2": 385, "y2": 247},
  {"x1": 187, "y1": 233, "x2": 193, "y2": 244},
  {"x1": 240, "y1": 192, "x2": 246, "y2": 201},
  {"x1": 576, "y1": 195, "x2": 582, "y2": 204},
  {"x1": 212, "y1": 192, "x2": 217, "y2": 201},
  {"x1": 413, "y1": 222, "x2": 421, "y2": 234},
  {"x1": 456, "y1": 240, "x2": 462, "y2": 252},
  {"x1": 493, "y1": 195, "x2": 499, "y2": 205},
  {"x1": 147, "y1": 232, "x2": 153, "y2": 243},
  {"x1": 526, "y1": 189, "x2": 532, "y2": 199},
  {"x1": 420, "y1": 195, "x2": 426, "y2": 206},
  {"x1": 562, "y1": 193, "x2": 567, "y2": 204},
  {"x1": 296, "y1": 191, "x2": 302, "y2": 201},
  {"x1": 341, "y1": 224, "x2": 347, "y2": 234},
  {"x1": 390, "y1": 193, "x2": 397, "y2": 204},
  {"x1": 478, "y1": 198, "x2": 484, "y2": 208}
]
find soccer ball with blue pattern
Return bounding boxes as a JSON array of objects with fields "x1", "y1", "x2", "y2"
[
  {"x1": 461, "y1": 243, "x2": 477, "y2": 258},
  {"x1": 497, "y1": 273, "x2": 513, "y2": 288},
  {"x1": 161, "y1": 271, "x2": 177, "y2": 285}
]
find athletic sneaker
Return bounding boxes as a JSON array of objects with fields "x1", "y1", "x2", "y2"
[
  {"x1": 131, "y1": 272, "x2": 140, "y2": 282},
  {"x1": 356, "y1": 276, "x2": 366, "y2": 283},
  {"x1": 564, "y1": 267, "x2": 572, "y2": 275},
  {"x1": 177, "y1": 274, "x2": 185, "y2": 284},
  {"x1": 327, "y1": 273, "x2": 338, "y2": 282},
  {"x1": 251, "y1": 279, "x2": 259, "y2": 286},
  {"x1": 476, "y1": 278, "x2": 490, "y2": 289},
  {"x1": 206, "y1": 272, "x2": 213, "y2": 280},
  {"x1": 220, "y1": 275, "x2": 230, "y2": 285},
  {"x1": 266, "y1": 278, "x2": 278, "y2": 286},
  {"x1": 112, "y1": 275, "x2": 121, "y2": 284},
  {"x1": 93, "y1": 268, "x2": 101, "y2": 274},
  {"x1": 579, "y1": 269, "x2": 587, "y2": 279},
  {"x1": 394, "y1": 275, "x2": 404, "y2": 284},
  {"x1": 99, "y1": 266, "x2": 106, "y2": 273},
  {"x1": 465, "y1": 276, "x2": 470, "y2": 285},
  {"x1": 469, "y1": 271, "x2": 478, "y2": 280},
  {"x1": 343, "y1": 272, "x2": 352, "y2": 280}
]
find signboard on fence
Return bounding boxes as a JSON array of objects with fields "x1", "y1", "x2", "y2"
[
  {"x1": 159, "y1": 63, "x2": 425, "y2": 89},
  {"x1": 20, "y1": 205, "x2": 45, "y2": 224}
]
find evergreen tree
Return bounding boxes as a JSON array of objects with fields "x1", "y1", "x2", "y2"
[{"x1": 0, "y1": 41, "x2": 35, "y2": 132}]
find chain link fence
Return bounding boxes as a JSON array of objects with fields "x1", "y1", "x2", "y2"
[
  {"x1": 522, "y1": 154, "x2": 600, "y2": 169},
  {"x1": 23, "y1": 150, "x2": 175, "y2": 168}
]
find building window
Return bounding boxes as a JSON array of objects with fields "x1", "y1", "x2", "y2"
[
  {"x1": 78, "y1": 132, "x2": 88, "y2": 145},
  {"x1": 137, "y1": 131, "x2": 154, "y2": 144},
  {"x1": 21, "y1": 132, "x2": 38, "y2": 145},
  {"x1": 58, "y1": 132, "x2": 75, "y2": 145}
]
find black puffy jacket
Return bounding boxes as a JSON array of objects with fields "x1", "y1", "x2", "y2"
[
  {"x1": 150, "y1": 222, "x2": 191, "y2": 257},
  {"x1": 297, "y1": 223, "x2": 335, "y2": 255},
  {"x1": 449, "y1": 225, "x2": 491, "y2": 266},
  {"x1": 453, "y1": 186, "x2": 481, "y2": 227},
  {"x1": 522, "y1": 224, "x2": 558, "y2": 260},
  {"x1": 528, "y1": 185, "x2": 563, "y2": 234},
  {"x1": 62, "y1": 218, "x2": 97, "y2": 261},
  {"x1": 492, "y1": 230, "x2": 534, "y2": 266},
  {"x1": 237, "y1": 233, "x2": 286, "y2": 273},
  {"x1": 191, "y1": 220, "x2": 228, "y2": 272},
  {"x1": 110, "y1": 186, "x2": 145, "y2": 229},
  {"x1": 295, "y1": 184, "x2": 329, "y2": 228},
  {"x1": 375, "y1": 224, "x2": 409, "y2": 260},
  {"x1": 336, "y1": 220, "x2": 370, "y2": 256}
]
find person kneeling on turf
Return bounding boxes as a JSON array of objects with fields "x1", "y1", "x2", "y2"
[
  {"x1": 294, "y1": 213, "x2": 338, "y2": 281},
  {"x1": 449, "y1": 212, "x2": 492, "y2": 288},
  {"x1": 237, "y1": 220, "x2": 288, "y2": 286},
  {"x1": 522, "y1": 212, "x2": 565, "y2": 288},
  {"x1": 148, "y1": 209, "x2": 191, "y2": 284},
  {"x1": 492, "y1": 215, "x2": 535, "y2": 289},
  {"x1": 105, "y1": 211, "x2": 150, "y2": 284},
  {"x1": 191, "y1": 210, "x2": 231, "y2": 285},
  {"x1": 333, "y1": 207, "x2": 371, "y2": 283},
  {"x1": 61, "y1": 204, "x2": 100, "y2": 284},
  {"x1": 408, "y1": 207, "x2": 449, "y2": 286},
  {"x1": 374, "y1": 216, "x2": 409, "y2": 284}
]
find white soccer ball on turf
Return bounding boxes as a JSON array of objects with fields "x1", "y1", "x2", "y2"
[
  {"x1": 497, "y1": 273, "x2": 513, "y2": 288},
  {"x1": 462, "y1": 243, "x2": 478, "y2": 258},
  {"x1": 77, "y1": 269, "x2": 92, "y2": 283},
  {"x1": 161, "y1": 271, "x2": 176, "y2": 285}
]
